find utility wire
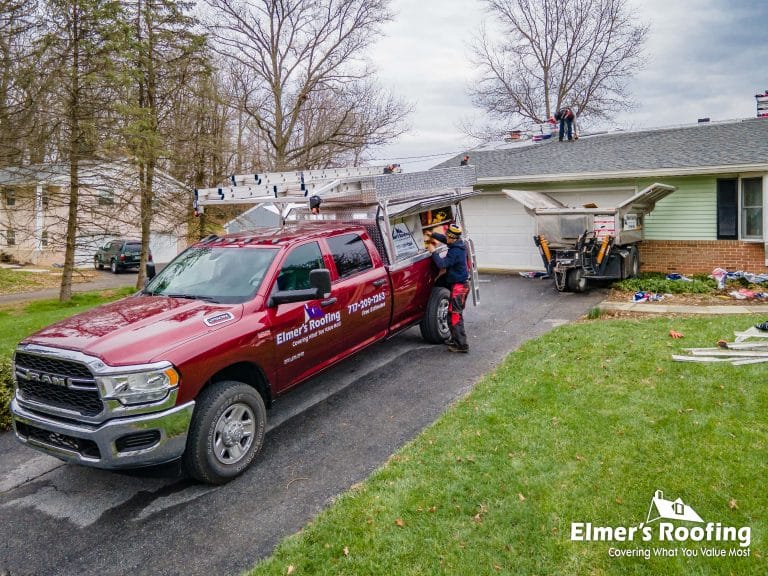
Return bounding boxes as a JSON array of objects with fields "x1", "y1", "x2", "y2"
[{"x1": 367, "y1": 149, "x2": 466, "y2": 162}]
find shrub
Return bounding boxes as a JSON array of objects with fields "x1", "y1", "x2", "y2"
[
  {"x1": 0, "y1": 359, "x2": 13, "y2": 431},
  {"x1": 613, "y1": 272, "x2": 716, "y2": 294},
  {"x1": 587, "y1": 306, "x2": 603, "y2": 319}
]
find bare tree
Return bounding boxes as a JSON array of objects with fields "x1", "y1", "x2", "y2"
[
  {"x1": 39, "y1": 0, "x2": 129, "y2": 301},
  {"x1": 203, "y1": 0, "x2": 410, "y2": 171},
  {"x1": 0, "y1": 1, "x2": 43, "y2": 167},
  {"x1": 470, "y1": 0, "x2": 648, "y2": 133},
  {"x1": 120, "y1": 0, "x2": 207, "y2": 287}
]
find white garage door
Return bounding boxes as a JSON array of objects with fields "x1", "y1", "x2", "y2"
[
  {"x1": 463, "y1": 193, "x2": 541, "y2": 270},
  {"x1": 463, "y1": 189, "x2": 637, "y2": 272},
  {"x1": 149, "y1": 233, "x2": 180, "y2": 264}
]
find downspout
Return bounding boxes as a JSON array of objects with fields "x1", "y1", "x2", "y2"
[
  {"x1": 34, "y1": 183, "x2": 44, "y2": 263},
  {"x1": 763, "y1": 176, "x2": 768, "y2": 266}
]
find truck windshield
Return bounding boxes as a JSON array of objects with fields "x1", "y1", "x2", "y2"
[{"x1": 144, "y1": 246, "x2": 279, "y2": 304}]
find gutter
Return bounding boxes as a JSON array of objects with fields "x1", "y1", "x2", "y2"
[{"x1": 477, "y1": 163, "x2": 768, "y2": 185}]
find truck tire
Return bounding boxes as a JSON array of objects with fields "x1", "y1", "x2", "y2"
[
  {"x1": 94, "y1": 257, "x2": 103, "y2": 270},
  {"x1": 110, "y1": 259, "x2": 119, "y2": 274},
  {"x1": 183, "y1": 380, "x2": 266, "y2": 484},
  {"x1": 627, "y1": 246, "x2": 640, "y2": 278},
  {"x1": 420, "y1": 286, "x2": 451, "y2": 343},
  {"x1": 566, "y1": 268, "x2": 587, "y2": 292}
]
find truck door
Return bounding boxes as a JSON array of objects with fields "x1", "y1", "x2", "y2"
[
  {"x1": 326, "y1": 232, "x2": 391, "y2": 354},
  {"x1": 268, "y1": 241, "x2": 345, "y2": 391}
]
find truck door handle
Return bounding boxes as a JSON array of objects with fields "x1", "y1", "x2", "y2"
[
  {"x1": 321, "y1": 297, "x2": 337, "y2": 307},
  {"x1": 372, "y1": 279, "x2": 387, "y2": 287}
]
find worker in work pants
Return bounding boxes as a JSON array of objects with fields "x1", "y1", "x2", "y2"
[
  {"x1": 448, "y1": 281, "x2": 470, "y2": 352},
  {"x1": 428, "y1": 223, "x2": 470, "y2": 353}
]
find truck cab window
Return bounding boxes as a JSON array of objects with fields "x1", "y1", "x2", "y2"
[
  {"x1": 276, "y1": 241, "x2": 324, "y2": 291},
  {"x1": 327, "y1": 233, "x2": 373, "y2": 279}
]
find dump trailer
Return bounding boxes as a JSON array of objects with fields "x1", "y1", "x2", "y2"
[{"x1": 505, "y1": 183, "x2": 676, "y2": 292}]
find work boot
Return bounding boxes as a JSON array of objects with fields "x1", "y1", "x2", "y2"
[
  {"x1": 444, "y1": 338, "x2": 456, "y2": 346},
  {"x1": 448, "y1": 345, "x2": 469, "y2": 353}
]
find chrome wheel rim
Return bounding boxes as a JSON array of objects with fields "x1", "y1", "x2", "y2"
[
  {"x1": 213, "y1": 402, "x2": 256, "y2": 465},
  {"x1": 437, "y1": 298, "x2": 450, "y2": 337}
]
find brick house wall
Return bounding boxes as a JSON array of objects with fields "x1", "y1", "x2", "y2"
[{"x1": 639, "y1": 240, "x2": 767, "y2": 274}]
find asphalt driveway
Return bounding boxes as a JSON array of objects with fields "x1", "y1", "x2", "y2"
[{"x1": 0, "y1": 274, "x2": 606, "y2": 576}]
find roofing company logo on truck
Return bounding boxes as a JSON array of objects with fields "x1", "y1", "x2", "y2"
[
  {"x1": 570, "y1": 490, "x2": 751, "y2": 560},
  {"x1": 276, "y1": 305, "x2": 342, "y2": 346}
]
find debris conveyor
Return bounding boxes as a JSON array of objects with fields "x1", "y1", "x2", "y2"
[{"x1": 505, "y1": 183, "x2": 676, "y2": 292}]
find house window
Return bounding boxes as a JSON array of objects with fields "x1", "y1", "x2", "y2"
[
  {"x1": 716, "y1": 179, "x2": 737, "y2": 240},
  {"x1": 5, "y1": 229, "x2": 15, "y2": 246},
  {"x1": 41, "y1": 231, "x2": 49, "y2": 247},
  {"x1": 98, "y1": 190, "x2": 115, "y2": 205},
  {"x1": 741, "y1": 177, "x2": 763, "y2": 239},
  {"x1": 3, "y1": 187, "x2": 15, "y2": 206}
]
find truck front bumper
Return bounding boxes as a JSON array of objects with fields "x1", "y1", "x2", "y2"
[{"x1": 11, "y1": 398, "x2": 195, "y2": 469}]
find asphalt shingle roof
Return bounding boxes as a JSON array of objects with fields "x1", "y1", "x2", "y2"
[{"x1": 433, "y1": 118, "x2": 768, "y2": 180}]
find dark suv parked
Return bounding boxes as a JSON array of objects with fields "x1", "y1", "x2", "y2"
[{"x1": 94, "y1": 239, "x2": 150, "y2": 273}]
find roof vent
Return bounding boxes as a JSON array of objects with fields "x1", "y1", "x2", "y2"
[{"x1": 697, "y1": 118, "x2": 710, "y2": 123}]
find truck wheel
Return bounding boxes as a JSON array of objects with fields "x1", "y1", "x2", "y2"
[
  {"x1": 94, "y1": 257, "x2": 103, "y2": 270},
  {"x1": 628, "y1": 246, "x2": 640, "y2": 278},
  {"x1": 110, "y1": 259, "x2": 119, "y2": 274},
  {"x1": 183, "y1": 381, "x2": 266, "y2": 484},
  {"x1": 420, "y1": 286, "x2": 451, "y2": 343},
  {"x1": 566, "y1": 268, "x2": 587, "y2": 293}
]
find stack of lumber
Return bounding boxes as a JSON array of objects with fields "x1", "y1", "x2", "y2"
[{"x1": 672, "y1": 326, "x2": 768, "y2": 365}]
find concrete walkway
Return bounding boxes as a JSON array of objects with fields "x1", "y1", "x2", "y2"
[{"x1": 600, "y1": 300, "x2": 768, "y2": 315}]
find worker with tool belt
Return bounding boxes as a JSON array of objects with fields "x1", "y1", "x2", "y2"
[{"x1": 427, "y1": 223, "x2": 470, "y2": 353}]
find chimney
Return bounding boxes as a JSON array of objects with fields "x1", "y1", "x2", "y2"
[{"x1": 757, "y1": 90, "x2": 768, "y2": 118}]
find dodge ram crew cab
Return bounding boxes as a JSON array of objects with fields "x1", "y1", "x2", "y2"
[{"x1": 11, "y1": 166, "x2": 479, "y2": 484}]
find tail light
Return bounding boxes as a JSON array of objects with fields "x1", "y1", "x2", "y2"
[{"x1": 119, "y1": 254, "x2": 126, "y2": 261}]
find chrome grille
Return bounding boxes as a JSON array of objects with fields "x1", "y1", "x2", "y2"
[{"x1": 14, "y1": 351, "x2": 103, "y2": 416}]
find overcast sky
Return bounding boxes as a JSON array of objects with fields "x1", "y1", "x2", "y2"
[{"x1": 367, "y1": 0, "x2": 768, "y2": 171}]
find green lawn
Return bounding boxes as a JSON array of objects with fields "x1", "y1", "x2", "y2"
[
  {"x1": 0, "y1": 287, "x2": 136, "y2": 358},
  {"x1": 0, "y1": 287, "x2": 136, "y2": 429},
  {"x1": 248, "y1": 314, "x2": 766, "y2": 576}
]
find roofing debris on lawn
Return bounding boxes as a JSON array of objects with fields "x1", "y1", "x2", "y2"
[{"x1": 672, "y1": 325, "x2": 768, "y2": 365}]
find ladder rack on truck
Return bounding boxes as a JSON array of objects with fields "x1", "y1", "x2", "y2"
[
  {"x1": 195, "y1": 165, "x2": 481, "y2": 304},
  {"x1": 505, "y1": 183, "x2": 676, "y2": 293}
]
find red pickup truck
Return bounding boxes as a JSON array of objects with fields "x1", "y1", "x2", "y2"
[{"x1": 11, "y1": 167, "x2": 478, "y2": 484}]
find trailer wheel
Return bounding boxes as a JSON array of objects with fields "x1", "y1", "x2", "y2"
[
  {"x1": 566, "y1": 268, "x2": 587, "y2": 293},
  {"x1": 420, "y1": 286, "x2": 451, "y2": 343},
  {"x1": 627, "y1": 246, "x2": 640, "y2": 278},
  {"x1": 183, "y1": 380, "x2": 266, "y2": 484}
]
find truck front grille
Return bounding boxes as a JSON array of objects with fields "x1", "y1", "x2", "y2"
[{"x1": 14, "y1": 352, "x2": 103, "y2": 417}]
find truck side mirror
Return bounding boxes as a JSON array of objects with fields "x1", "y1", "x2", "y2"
[
  {"x1": 269, "y1": 268, "x2": 332, "y2": 306},
  {"x1": 146, "y1": 262, "x2": 156, "y2": 280},
  {"x1": 309, "y1": 268, "x2": 331, "y2": 298}
]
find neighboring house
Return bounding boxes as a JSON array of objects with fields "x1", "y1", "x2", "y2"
[
  {"x1": 435, "y1": 118, "x2": 768, "y2": 274},
  {"x1": 225, "y1": 203, "x2": 281, "y2": 233},
  {"x1": 0, "y1": 160, "x2": 188, "y2": 266}
]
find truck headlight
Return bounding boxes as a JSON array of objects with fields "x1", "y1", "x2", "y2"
[{"x1": 97, "y1": 365, "x2": 180, "y2": 405}]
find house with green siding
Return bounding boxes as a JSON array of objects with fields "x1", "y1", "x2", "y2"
[{"x1": 434, "y1": 118, "x2": 768, "y2": 275}]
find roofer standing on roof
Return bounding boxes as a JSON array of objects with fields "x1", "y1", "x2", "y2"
[
  {"x1": 554, "y1": 106, "x2": 575, "y2": 141},
  {"x1": 427, "y1": 223, "x2": 470, "y2": 353}
]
